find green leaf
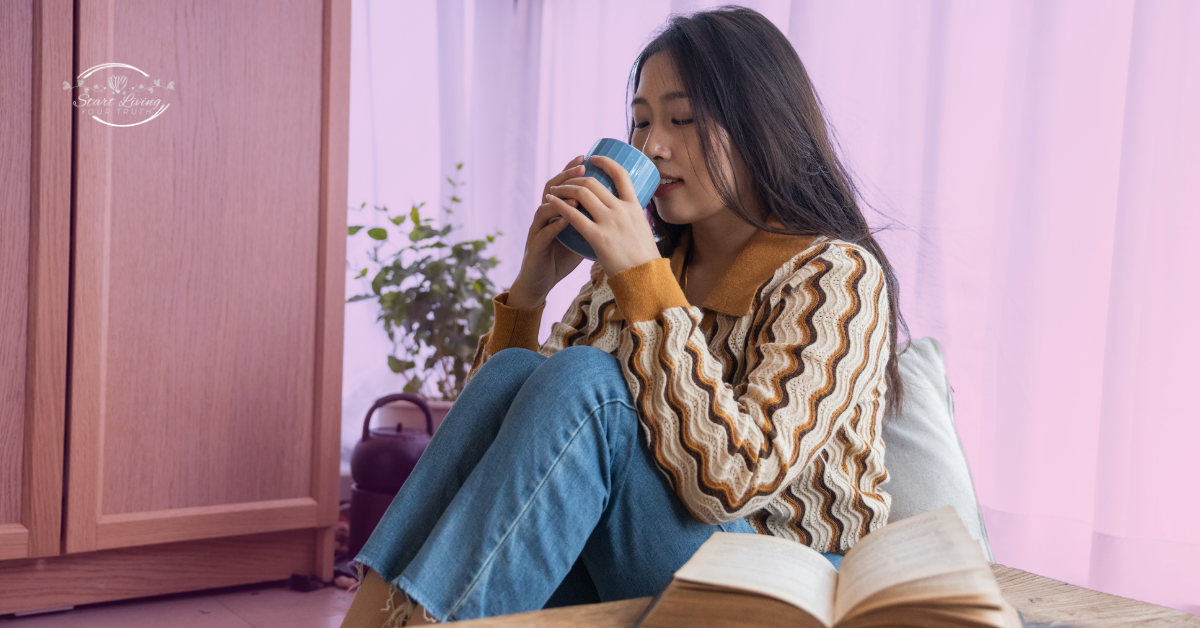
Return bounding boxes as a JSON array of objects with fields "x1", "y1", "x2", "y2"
[
  {"x1": 348, "y1": 226, "x2": 363, "y2": 235},
  {"x1": 340, "y1": 161, "x2": 510, "y2": 400},
  {"x1": 456, "y1": 162, "x2": 463, "y2": 170},
  {"x1": 367, "y1": 228, "x2": 388, "y2": 241},
  {"x1": 355, "y1": 268, "x2": 368, "y2": 279},
  {"x1": 387, "y1": 355, "x2": 416, "y2": 373},
  {"x1": 411, "y1": 225, "x2": 438, "y2": 243},
  {"x1": 374, "y1": 204, "x2": 389, "y2": 211}
]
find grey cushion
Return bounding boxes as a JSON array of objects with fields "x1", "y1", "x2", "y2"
[{"x1": 881, "y1": 337, "x2": 994, "y2": 561}]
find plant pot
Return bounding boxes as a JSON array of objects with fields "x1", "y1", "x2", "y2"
[{"x1": 376, "y1": 398, "x2": 453, "y2": 433}]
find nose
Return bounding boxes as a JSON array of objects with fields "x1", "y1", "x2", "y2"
[{"x1": 638, "y1": 124, "x2": 670, "y2": 161}]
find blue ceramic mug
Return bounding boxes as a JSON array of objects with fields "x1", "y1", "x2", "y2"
[{"x1": 554, "y1": 138, "x2": 660, "y2": 260}]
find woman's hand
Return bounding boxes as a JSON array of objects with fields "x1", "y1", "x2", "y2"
[
  {"x1": 544, "y1": 155, "x2": 662, "y2": 277},
  {"x1": 507, "y1": 155, "x2": 590, "y2": 309}
]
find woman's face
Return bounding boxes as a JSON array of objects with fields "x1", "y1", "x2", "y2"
[{"x1": 631, "y1": 52, "x2": 755, "y2": 226}]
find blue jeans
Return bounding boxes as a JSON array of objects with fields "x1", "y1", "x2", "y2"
[{"x1": 353, "y1": 346, "x2": 842, "y2": 622}]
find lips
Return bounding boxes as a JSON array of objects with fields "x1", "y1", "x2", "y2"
[{"x1": 655, "y1": 178, "x2": 683, "y2": 198}]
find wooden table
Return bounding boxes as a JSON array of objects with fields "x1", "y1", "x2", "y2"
[{"x1": 455, "y1": 564, "x2": 1200, "y2": 627}]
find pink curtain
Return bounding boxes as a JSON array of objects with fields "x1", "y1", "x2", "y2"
[{"x1": 345, "y1": 0, "x2": 1200, "y2": 613}]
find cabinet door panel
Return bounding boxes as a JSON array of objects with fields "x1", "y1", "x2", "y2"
[
  {"x1": 67, "y1": 0, "x2": 347, "y2": 553},
  {"x1": 0, "y1": 0, "x2": 33, "y2": 535},
  {"x1": 0, "y1": 0, "x2": 73, "y2": 560}
]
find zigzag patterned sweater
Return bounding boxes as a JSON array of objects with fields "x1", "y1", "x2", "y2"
[{"x1": 467, "y1": 226, "x2": 893, "y2": 553}]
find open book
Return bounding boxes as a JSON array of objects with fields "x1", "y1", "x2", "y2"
[{"x1": 636, "y1": 506, "x2": 1021, "y2": 628}]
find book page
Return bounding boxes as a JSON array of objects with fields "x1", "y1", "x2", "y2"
[
  {"x1": 640, "y1": 581, "x2": 828, "y2": 628},
  {"x1": 903, "y1": 604, "x2": 1010, "y2": 628},
  {"x1": 834, "y1": 506, "x2": 990, "y2": 623},
  {"x1": 846, "y1": 567, "x2": 1001, "y2": 619},
  {"x1": 674, "y1": 531, "x2": 839, "y2": 627},
  {"x1": 839, "y1": 604, "x2": 1007, "y2": 628}
]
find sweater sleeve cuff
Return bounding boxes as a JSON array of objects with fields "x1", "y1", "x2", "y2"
[
  {"x1": 607, "y1": 258, "x2": 691, "y2": 323},
  {"x1": 486, "y1": 292, "x2": 545, "y2": 354}
]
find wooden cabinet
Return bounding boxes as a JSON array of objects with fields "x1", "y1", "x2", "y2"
[
  {"x1": 0, "y1": 0, "x2": 349, "y2": 615},
  {"x1": 0, "y1": 0, "x2": 71, "y2": 565}
]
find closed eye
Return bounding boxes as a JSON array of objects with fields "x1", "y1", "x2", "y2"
[{"x1": 633, "y1": 118, "x2": 694, "y2": 129}]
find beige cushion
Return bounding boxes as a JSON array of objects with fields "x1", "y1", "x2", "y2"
[{"x1": 881, "y1": 337, "x2": 994, "y2": 561}]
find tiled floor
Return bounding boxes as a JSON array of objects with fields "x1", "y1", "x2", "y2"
[{"x1": 0, "y1": 581, "x2": 356, "y2": 628}]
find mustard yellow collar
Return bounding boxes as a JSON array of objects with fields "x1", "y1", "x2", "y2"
[{"x1": 669, "y1": 223, "x2": 822, "y2": 317}]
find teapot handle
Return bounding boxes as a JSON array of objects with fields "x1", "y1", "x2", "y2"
[{"x1": 362, "y1": 393, "x2": 434, "y2": 441}]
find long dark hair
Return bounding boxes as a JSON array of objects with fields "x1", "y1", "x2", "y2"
[{"x1": 628, "y1": 5, "x2": 910, "y2": 412}]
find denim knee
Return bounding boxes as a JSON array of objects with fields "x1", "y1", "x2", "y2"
[
  {"x1": 464, "y1": 347, "x2": 544, "y2": 389},
  {"x1": 541, "y1": 346, "x2": 623, "y2": 378},
  {"x1": 438, "y1": 347, "x2": 545, "y2": 434},
  {"x1": 484, "y1": 347, "x2": 545, "y2": 372},
  {"x1": 517, "y1": 346, "x2": 636, "y2": 430}
]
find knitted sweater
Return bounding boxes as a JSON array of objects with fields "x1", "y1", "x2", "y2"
[{"x1": 467, "y1": 226, "x2": 893, "y2": 553}]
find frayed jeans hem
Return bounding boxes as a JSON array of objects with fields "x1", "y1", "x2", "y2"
[
  {"x1": 396, "y1": 573, "x2": 445, "y2": 623},
  {"x1": 352, "y1": 555, "x2": 439, "y2": 625}
]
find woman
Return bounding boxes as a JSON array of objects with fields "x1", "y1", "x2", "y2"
[{"x1": 341, "y1": 6, "x2": 907, "y2": 626}]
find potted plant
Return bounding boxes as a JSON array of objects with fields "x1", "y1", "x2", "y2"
[{"x1": 347, "y1": 163, "x2": 501, "y2": 431}]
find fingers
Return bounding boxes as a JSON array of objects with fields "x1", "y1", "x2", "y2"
[
  {"x1": 533, "y1": 214, "x2": 571, "y2": 248},
  {"x1": 589, "y1": 155, "x2": 639, "y2": 203},
  {"x1": 528, "y1": 199, "x2": 585, "y2": 242},
  {"x1": 563, "y1": 154, "x2": 585, "y2": 171},
  {"x1": 529, "y1": 200, "x2": 566, "y2": 235},
  {"x1": 526, "y1": 203, "x2": 574, "y2": 260},
  {"x1": 544, "y1": 193, "x2": 596, "y2": 239},
  {"x1": 549, "y1": 183, "x2": 608, "y2": 221},
  {"x1": 545, "y1": 155, "x2": 586, "y2": 192},
  {"x1": 543, "y1": 164, "x2": 586, "y2": 201},
  {"x1": 550, "y1": 166, "x2": 586, "y2": 188},
  {"x1": 554, "y1": 177, "x2": 619, "y2": 210}
]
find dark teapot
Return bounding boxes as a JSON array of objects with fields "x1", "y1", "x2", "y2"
[{"x1": 348, "y1": 393, "x2": 434, "y2": 558}]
